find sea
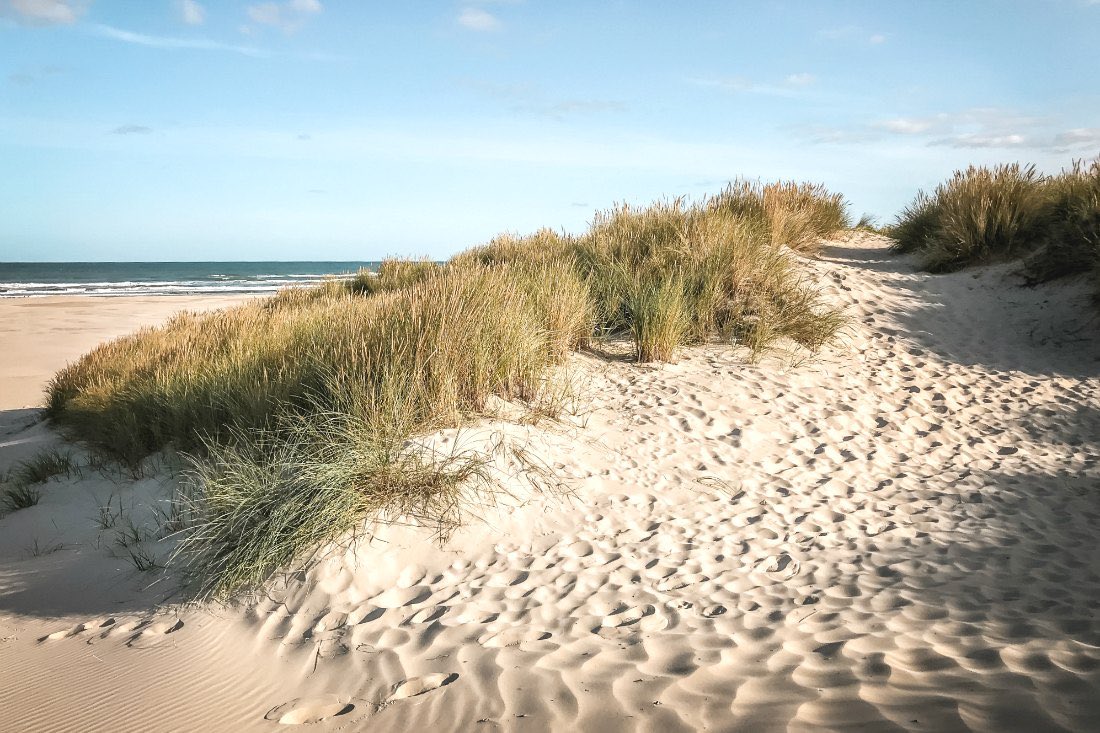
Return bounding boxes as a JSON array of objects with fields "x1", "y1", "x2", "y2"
[{"x1": 0, "y1": 261, "x2": 380, "y2": 298}]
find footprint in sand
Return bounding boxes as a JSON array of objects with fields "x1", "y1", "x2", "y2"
[
  {"x1": 602, "y1": 604, "x2": 655, "y2": 628},
  {"x1": 41, "y1": 617, "x2": 114, "y2": 642},
  {"x1": 346, "y1": 605, "x2": 384, "y2": 625},
  {"x1": 756, "y1": 553, "x2": 801, "y2": 581},
  {"x1": 477, "y1": 628, "x2": 552, "y2": 648},
  {"x1": 372, "y1": 585, "x2": 432, "y2": 608},
  {"x1": 42, "y1": 624, "x2": 87, "y2": 641},
  {"x1": 126, "y1": 619, "x2": 184, "y2": 648},
  {"x1": 387, "y1": 673, "x2": 458, "y2": 702},
  {"x1": 404, "y1": 606, "x2": 447, "y2": 625},
  {"x1": 563, "y1": 540, "x2": 594, "y2": 558},
  {"x1": 396, "y1": 564, "x2": 427, "y2": 589},
  {"x1": 312, "y1": 611, "x2": 347, "y2": 634},
  {"x1": 264, "y1": 696, "x2": 354, "y2": 725}
]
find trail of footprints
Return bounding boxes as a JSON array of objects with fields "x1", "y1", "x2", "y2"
[{"x1": 40, "y1": 616, "x2": 185, "y2": 647}]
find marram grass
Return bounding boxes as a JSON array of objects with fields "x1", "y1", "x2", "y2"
[
  {"x1": 892, "y1": 156, "x2": 1100, "y2": 285},
  {"x1": 46, "y1": 178, "x2": 850, "y2": 598}
]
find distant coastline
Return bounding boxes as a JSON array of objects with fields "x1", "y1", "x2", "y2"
[{"x1": 0, "y1": 261, "x2": 380, "y2": 297}]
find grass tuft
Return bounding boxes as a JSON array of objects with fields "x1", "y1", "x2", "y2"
[
  {"x1": 176, "y1": 406, "x2": 493, "y2": 599},
  {"x1": 891, "y1": 158, "x2": 1100, "y2": 287},
  {"x1": 707, "y1": 180, "x2": 850, "y2": 254},
  {"x1": 2, "y1": 482, "x2": 42, "y2": 513},
  {"x1": 12, "y1": 449, "x2": 75, "y2": 486}
]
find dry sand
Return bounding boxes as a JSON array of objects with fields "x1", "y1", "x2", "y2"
[
  {"x1": 2, "y1": 234, "x2": 1099, "y2": 732},
  {"x1": 0, "y1": 295, "x2": 256, "y2": 410}
]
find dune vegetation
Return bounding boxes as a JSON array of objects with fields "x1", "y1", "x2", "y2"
[
  {"x1": 44, "y1": 180, "x2": 850, "y2": 598},
  {"x1": 891, "y1": 157, "x2": 1100, "y2": 285}
]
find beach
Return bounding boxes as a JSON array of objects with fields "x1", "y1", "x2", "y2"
[
  {"x1": 0, "y1": 295, "x2": 256, "y2": 410},
  {"x1": 1, "y1": 233, "x2": 1099, "y2": 731}
]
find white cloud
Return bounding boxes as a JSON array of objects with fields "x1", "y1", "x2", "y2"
[
  {"x1": 820, "y1": 26, "x2": 889, "y2": 45},
  {"x1": 689, "y1": 75, "x2": 812, "y2": 98},
  {"x1": 875, "y1": 115, "x2": 949, "y2": 135},
  {"x1": 1051, "y1": 128, "x2": 1100, "y2": 147},
  {"x1": 177, "y1": 0, "x2": 204, "y2": 25},
  {"x1": 931, "y1": 132, "x2": 1028, "y2": 148},
  {"x1": 7, "y1": 0, "x2": 86, "y2": 25},
  {"x1": 458, "y1": 7, "x2": 501, "y2": 31},
  {"x1": 93, "y1": 24, "x2": 266, "y2": 56},
  {"x1": 245, "y1": 0, "x2": 322, "y2": 33},
  {"x1": 112, "y1": 124, "x2": 152, "y2": 135}
]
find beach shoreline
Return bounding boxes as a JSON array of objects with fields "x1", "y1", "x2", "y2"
[{"x1": 0, "y1": 295, "x2": 255, "y2": 410}]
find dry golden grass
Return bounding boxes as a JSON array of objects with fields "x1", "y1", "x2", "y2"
[{"x1": 47, "y1": 178, "x2": 849, "y2": 597}]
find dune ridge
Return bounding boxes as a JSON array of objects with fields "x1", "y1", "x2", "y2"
[{"x1": 2, "y1": 232, "x2": 1099, "y2": 732}]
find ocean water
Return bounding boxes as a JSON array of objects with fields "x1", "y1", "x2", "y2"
[{"x1": 0, "y1": 261, "x2": 379, "y2": 297}]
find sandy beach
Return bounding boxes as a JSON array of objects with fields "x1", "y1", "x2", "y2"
[
  {"x1": 2, "y1": 234, "x2": 1099, "y2": 732},
  {"x1": 0, "y1": 295, "x2": 256, "y2": 411}
]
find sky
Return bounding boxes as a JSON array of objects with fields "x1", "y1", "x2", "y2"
[{"x1": 1, "y1": 1, "x2": 1099, "y2": 262}]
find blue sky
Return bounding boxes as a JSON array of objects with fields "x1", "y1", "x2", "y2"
[{"x1": 2, "y1": 0, "x2": 1099, "y2": 261}]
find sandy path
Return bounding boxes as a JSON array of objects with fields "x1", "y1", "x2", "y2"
[{"x1": 2, "y1": 234, "x2": 1099, "y2": 732}]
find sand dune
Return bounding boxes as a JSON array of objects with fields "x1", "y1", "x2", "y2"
[
  {"x1": 0, "y1": 295, "x2": 255, "y2": 411},
  {"x1": 2, "y1": 234, "x2": 1099, "y2": 732}
]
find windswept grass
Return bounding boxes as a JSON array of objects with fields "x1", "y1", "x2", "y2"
[
  {"x1": 47, "y1": 177, "x2": 850, "y2": 598},
  {"x1": 892, "y1": 157, "x2": 1100, "y2": 285},
  {"x1": 708, "y1": 180, "x2": 850, "y2": 254},
  {"x1": 176, "y1": 404, "x2": 493, "y2": 598},
  {"x1": 575, "y1": 197, "x2": 844, "y2": 361},
  {"x1": 347, "y1": 257, "x2": 441, "y2": 296},
  {"x1": 2, "y1": 482, "x2": 42, "y2": 514},
  {"x1": 0, "y1": 449, "x2": 76, "y2": 516},
  {"x1": 891, "y1": 163, "x2": 1045, "y2": 272},
  {"x1": 1020, "y1": 158, "x2": 1100, "y2": 286},
  {"x1": 11, "y1": 449, "x2": 75, "y2": 486}
]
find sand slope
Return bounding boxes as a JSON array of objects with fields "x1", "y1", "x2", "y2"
[{"x1": 2, "y1": 234, "x2": 1099, "y2": 732}]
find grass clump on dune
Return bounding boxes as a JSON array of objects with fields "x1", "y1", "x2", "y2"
[
  {"x1": 1019, "y1": 158, "x2": 1100, "y2": 286},
  {"x1": 46, "y1": 178, "x2": 849, "y2": 598},
  {"x1": 891, "y1": 157, "x2": 1100, "y2": 285},
  {"x1": 891, "y1": 163, "x2": 1045, "y2": 272},
  {"x1": 708, "y1": 180, "x2": 850, "y2": 254},
  {"x1": 0, "y1": 449, "x2": 75, "y2": 516},
  {"x1": 575, "y1": 196, "x2": 845, "y2": 361}
]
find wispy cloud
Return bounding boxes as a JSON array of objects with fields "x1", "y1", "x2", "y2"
[
  {"x1": 177, "y1": 0, "x2": 205, "y2": 26},
  {"x1": 111, "y1": 124, "x2": 153, "y2": 135},
  {"x1": 92, "y1": 23, "x2": 267, "y2": 56},
  {"x1": 6, "y1": 0, "x2": 85, "y2": 25},
  {"x1": 462, "y1": 79, "x2": 625, "y2": 119},
  {"x1": 689, "y1": 73, "x2": 816, "y2": 98},
  {"x1": 819, "y1": 25, "x2": 888, "y2": 45},
  {"x1": 245, "y1": 0, "x2": 322, "y2": 33},
  {"x1": 1051, "y1": 127, "x2": 1100, "y2": 148},
  {"x1": 811, "y1": 107, "x2": 1097, "y2": 152},
  {"x1": 785, "y1": 73, "x2": 816, "y2": 87},
  {"x1": 458, "y1": 7, "x2": 501, "y2": 32},
  {"x1": 929, "y1": 132, "x2": 1028, "y2": 148},
  {"x1": 7, "y1": 64, "x2": 63, "y2": 85},
  {"x1": 873, "y1": 114, "x2": 951, "y2": 135}
]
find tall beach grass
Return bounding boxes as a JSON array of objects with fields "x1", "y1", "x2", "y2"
[
  {"x1": 891, "y1": 157, "x2": 1100, "y2": 284},
  {"x1": 46, "y1": 178, "x2": 850, "y2": 598}
]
